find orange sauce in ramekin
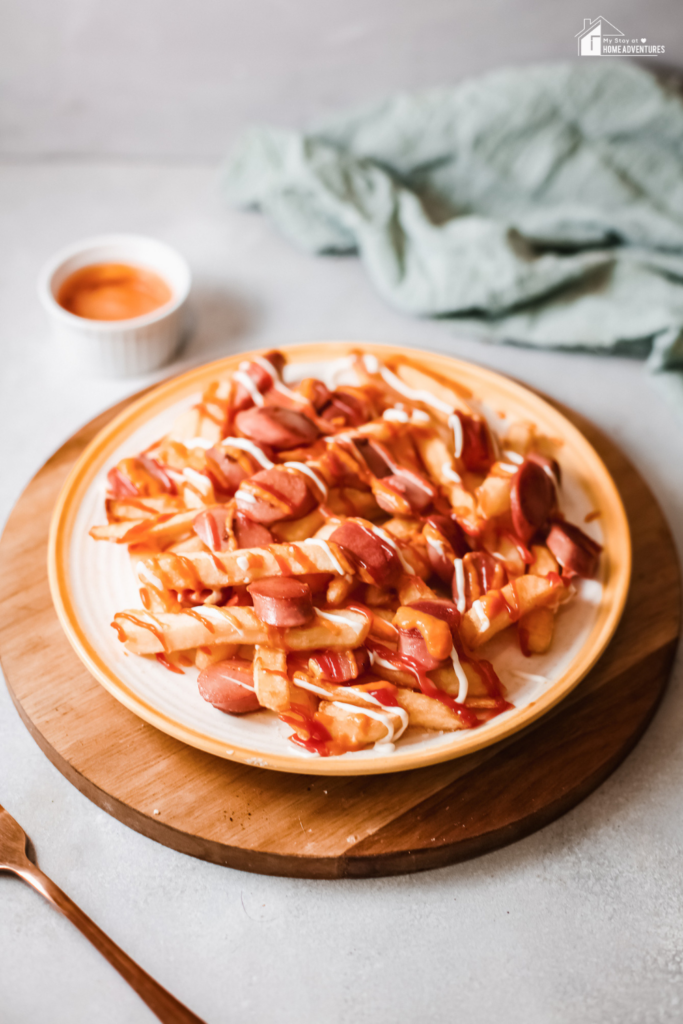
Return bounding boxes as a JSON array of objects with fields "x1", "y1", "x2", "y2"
[{"x1": 57, "y1": 263, "x2": 173, "y2": 321}]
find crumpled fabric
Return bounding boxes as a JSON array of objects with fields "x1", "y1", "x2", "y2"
[{"x1": 223, "y1": 62, "x2": 683, "y2": 405}]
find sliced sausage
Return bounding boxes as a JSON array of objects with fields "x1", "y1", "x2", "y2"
[
  {"x1": 397, "y1": 628, "x2": 445, "y2": 671},
  {"x1": 197, "y1": 659, "x2": 261, "y2": 714},
  {"x1": 234, "y1": 511, "x2": 273, "y2": 549},
  {"x1": 424, "y1": 515, "x2": 469, "y2": 557},
  {"x1": 454, "y1": 413, "x2": 494, "y2": 473},
  {"x1": 235, "y1": 466, "x2": 316, "y2": 524},
  {"x1": 546, "y1": 521, "x2": 602, "y2": 578},
  {"x1": 510, "y1": 459, "x2": 556, "y2": 543},
  {"x1": 193, "y1": 508, "x2": 231, "y2": 552},
  {"x1": 527, "y1": 451, "x2": 561, "y2": 487},
  {"x1": 329, "y1": 520, "x2": 402, "y2": 586},
  {"x1": 247, "y1": 576, "x2": 314, "y2": 627},
  {"x1": 355, "y1": 439, "x2": 393, "y2": 479},
  {"x1": 235, "y1": 406, "x2": 319, "y2": 451},
  {"x1": 321, "y1": 388, "x2": 371, "y2": 428},
  {"x1": 106, "y1": 466, "x2": 139, "y2": 498},
  {"x1": 205, "y1": 446, "x2": 249, "y2": 496},
  {"x1": 375, "y1": 469, "x2": 436, "y2": 514},
  {"x1": 296, "y1": 378, "x2": 332, "y2": 411},
  {"x1": 232, "y1": 352, "x2": 285, "y2": 411}
]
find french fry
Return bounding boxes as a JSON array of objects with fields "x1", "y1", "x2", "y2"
[
  {"x1": 394, "y1": 688, "x2": 467, "y2": 731},
  {"x1": 529, "y1": 545, "x2": 559, "y2": 577},
  {"x1": 316, "y1": 701, "x2": 397, "y2": 749},
  {"x1": 138, "y1": 539, "x2": 355, "y2": 591},
  {"x1": 112, "y1": 606, "x2": 370, "y2": 655},
  {"x1": 105, "y1": 496, "x2": 184, "y2": 523},
  {"x1": 254, "y1": 647, "x2": 317, "y2": 714},
  {"x1": 460, "y1": 574, "x2": 567, "y2": 648},
  {"x1": 270, "y1": 508, "x2": 326, "y2": 543},
  {"x1": 90, "y1": 508, "x2": 200, "y2": 545},
  {"x1": 517, "y1": 607, "x2": 555, "y2": 654},
  {"x1": 195, "y1": 643, "x2": 240, "y2": 670}
]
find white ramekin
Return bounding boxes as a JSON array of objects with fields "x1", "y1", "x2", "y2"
[{"x1": 38, "y1": 234, "x2": 192, "y2": 377}]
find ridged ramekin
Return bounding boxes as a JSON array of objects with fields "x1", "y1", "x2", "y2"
[{"x1": 38, "y1": 234, "x2": 192, "y2": 377}]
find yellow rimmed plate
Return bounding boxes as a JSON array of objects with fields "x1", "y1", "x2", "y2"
[{"x1": 48, "y1": 342, "x2": 631, "y2": 775}]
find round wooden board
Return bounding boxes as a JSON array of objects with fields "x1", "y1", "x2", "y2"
[{"x1": 0, "y1": 392, "x2": 679, "y2": 879}]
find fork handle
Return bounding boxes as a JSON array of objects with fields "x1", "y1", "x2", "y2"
[{"x1": 14, "y1": 864, "x2": 206, "y2": 1024}]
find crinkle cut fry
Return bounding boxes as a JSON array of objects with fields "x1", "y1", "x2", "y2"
[
  {"x1": 112, "y1": 606, "x2": 371, "y2": 655},
  {"x1": 137, "y1": 540, "x2": 355, "y2": 590}
]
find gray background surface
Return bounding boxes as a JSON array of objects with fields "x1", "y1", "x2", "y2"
[{"x1": 1, "y1": 3, "x2": 683, "y2": 1023}]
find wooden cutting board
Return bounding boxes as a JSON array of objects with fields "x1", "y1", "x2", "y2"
[{"x1": 0, "y1": 393, "x2": 679, "y2": 878}]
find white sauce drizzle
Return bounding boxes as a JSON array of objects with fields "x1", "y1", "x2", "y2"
[
  {"x1": 471, "y1": 599, "x2": 491, "y2": 632},
  {"x1": 498, "y1": 462, "x2": 519, "y2": 474},
  {"x1": 234, "y1": 489, "x2": 258, "y2": 504},
  {"x1": 236, "y1": 555, "x2": 250, "y2": 571},
  {"x1": 182, "y1": 467, "x2": 212, "y2": 495},
  {"x1": 293, "y1": 674, "x2": 409, "y2": 749},
  {"x1": 502, "y1": 449, "x2": 524, "y2": 465},
  {"x1": 371, "y1": 525, "x2": 416, "y2": 575},
  {"x1": 453, "y1": 559, "x2": 466, "y2": 614},
  {"x1": 383, "y1": 407, "x2": 410, "y2": 423},
  {"x1": 362, "y1": 354, "x2": 380, "y2": 374},
  {"x1": 450, "y1": 646, "x2": 469, "y2": 704},
  {"x1": 315, "y1": 608, "x2": 360, "y2": 627},
  {"x1": 442, "y1": 462, "x2": 462, "y2": 484},
  {"x1": 448, "y1": 413, "x2": 464, "y2": 458},
  {"x1": 411, "y1": 409, "x2": 430, "y2": 424},
  {"x1": 183, "y1": 437, "x2": 215, "y2": 449},
  {"x1": 136, "y1": 561, "x2": 164, "y2": 590},
  {"x1": 272, "y1": 380, "x2": 308, "y2": 404},
  {"x1": 302, "y1": 538, "x2": 345, "y2": 575},
  {"x1": 283, "y1": 461, "x2": 329, "y2": 499},
  {"x1": 379, "y1": 365, "x2": 454, "y2": 417},
  {"x1": 222, "y1": 437, "x2": 274, "y2": 469},
  {"x1": 247, "y1": 356, "x2": 280, "y2": 382},
  {"x1": 233, "y1": 370, "x2": 265, "y2": 406}
]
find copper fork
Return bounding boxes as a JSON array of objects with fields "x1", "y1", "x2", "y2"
[{"x1": 0, "y1": 803, "x2": 206, "y2": 1023}]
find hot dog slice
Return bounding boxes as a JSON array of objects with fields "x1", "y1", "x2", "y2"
[
  {"x1": 397, "y1": 629, "x2": 444, "y2": 671},
  {"x1": 546, "y1": 521, "x2": 601, "y2": 578},
  {"x1": 407, "y1": 598, "x2": 461, "y2": 633},
  {"x1": 197, "y1": 658, "x2": 261, "y2": 714},
  {"x1": 454, "y1": 412, "x2": 494, "y2": 473},
  {"x1": 321, "y1": 389, "x2": 371, "y2": 428},
  {"x1": 205, "y1": 446, "x2": 249, "y2": 496},
  {"x1": 193, "y1": 508, "x2": 231, "y2": 552},
  {"x1": 374, "y1": 471, "x2": 438, "y2": 520},
  {"x1": 235, "y1": 466, "x2": 315, "y2": 524},
  {"x1": 235, "y1": 406, "x2": 319, "y2": 451},
  {"x1": 329, "y1": 520, "x2": 401, "y2": 586},
  {"x1": 234, "y1": 511, "x2": 273, "y2": 549},
  {"x1": 423, "y1": 514, "x2": 469, "y2": 583},
  {"x1": 233, "y1": 352, "x2": 285, "y2": 411},
  {"x1": 247, "y1": 577, "x2": 314, "y2": 627},
  {"x1": 510, "y1": 459, "x2": 556, "y2": 543}
]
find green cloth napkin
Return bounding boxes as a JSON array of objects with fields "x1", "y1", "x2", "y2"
[{"x1": 224, "y1": 62, "x2": 683, "y2": 404}]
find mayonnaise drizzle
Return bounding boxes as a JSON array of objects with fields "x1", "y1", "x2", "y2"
[
  {"x1": 283, "y1": 461, "x2": 329, "y2": 499},
  {"x1": 272, "y1": 380, "x2": 308, "y2": 404},
  {"x1": 246, "y1": 356, "x2": 279, "y2": 382},
  {"x1": 471, "y1": 599, "x2": 491, "y2": 632},
  {"x1": 234, "y1": 489, "x2": 258, "y2": 504},
  {"x1": 233, "y1": 370, "x2": 265, "y2": 406},
  {"x1": 453, "y1": 559, "x2": 466, "y2": 614},
  {"x1": 383, "y1": 407, "x2": 410, "y2": 423},
  {"x1": 502, "y1": 449, "x2": 524, "y2": 465},
  {"x1": 183, "y1": 437, "x2": 215, "y2": 449},
  {"x1": 302, "y1": 538, "x2": 345, "y2": 575},
  {"x1": 236, "y1": 555, "x2": 250, "y2": 571},
  {"x1": 448, "y1": 413, "x2": 464, "y2": 458},
  {"x1": 182, "y1": 466, "x2": 212, "y2": 495},
  {"x1": 450, "y1": 646, "x2": 469, "y2": 704},
  {"x1": 442, "y1": 462, "x2": 462, "y2": 485},
  {"x1": 222, "y1": 437, "x2": 274, "y2": 469},
  {"x1": 293, "y1": 674, "x2": 409, "y2": 748}
]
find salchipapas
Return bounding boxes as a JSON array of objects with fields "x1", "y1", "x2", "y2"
[{"x1": 93, "y1": 349, "x2": 602, "y2": 756}]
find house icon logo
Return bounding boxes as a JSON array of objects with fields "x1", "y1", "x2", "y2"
[{"x1": 575, "y1": 16, "x2": 624, "y2": 55}]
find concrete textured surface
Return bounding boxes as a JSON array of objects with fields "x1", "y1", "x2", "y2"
[{"x1": 1, "y1": 4, "x2": 683, "y2": 1022}]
